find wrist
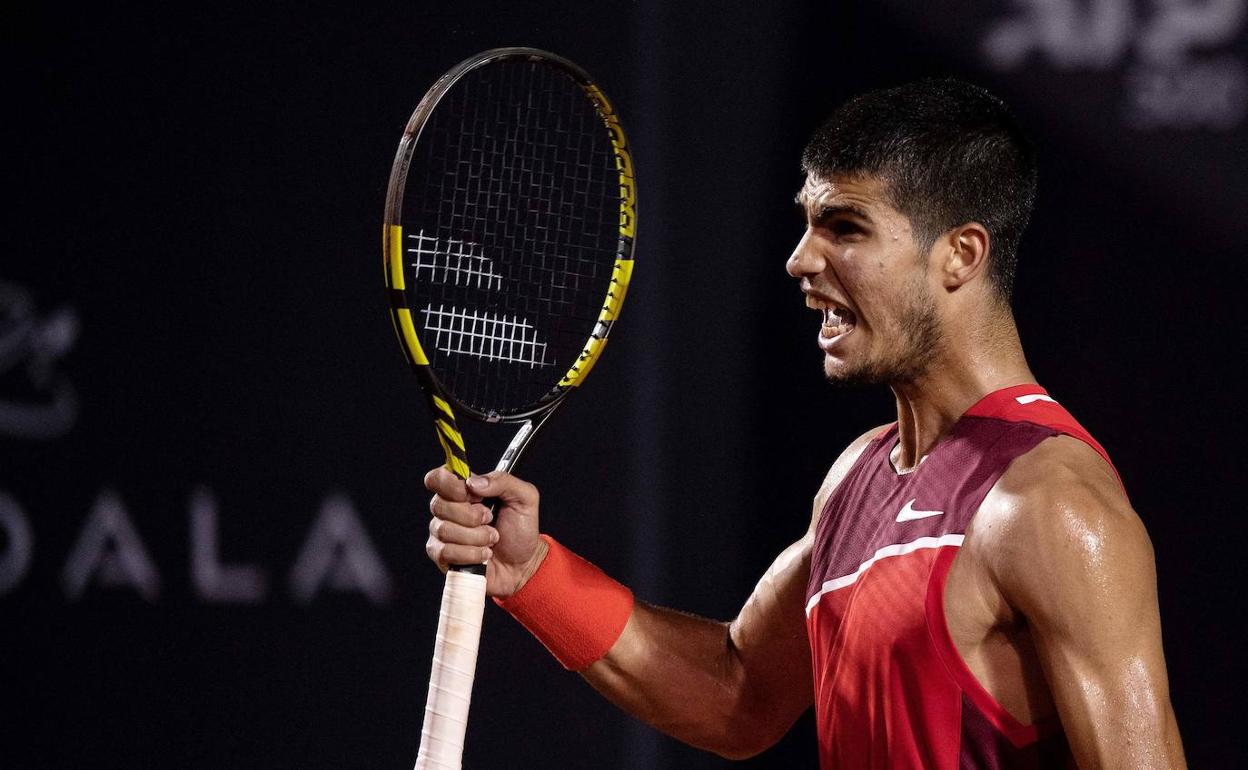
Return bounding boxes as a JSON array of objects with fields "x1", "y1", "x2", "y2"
[
  {"x1": 509, "y1": 536, "x2": 550, "y2": 596},
  {"x1": 494, "y1": 535, "x2": 634, "y2": 671}
]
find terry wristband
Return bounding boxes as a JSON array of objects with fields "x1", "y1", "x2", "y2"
[{"x1": 494, "y1": 534, "x2": 634, "y2": 671}]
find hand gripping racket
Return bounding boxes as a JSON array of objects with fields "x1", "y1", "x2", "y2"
[{"x1": 382, "y1": 48, "x2": 637, "y2": 770}]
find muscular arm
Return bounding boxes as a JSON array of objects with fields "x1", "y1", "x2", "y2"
[
  {"x1": 424, "y1": 426, "x2": 883, "y2": 759},
  {"x1": 582, "y1": 537, "x2": 812, "y2": 758},
  {"x1": 576, "y1": 427, "x2": 883, "y2": 758},
  {"x1": 988, "y1": 437, "x2": 1186, "y2": 769}
]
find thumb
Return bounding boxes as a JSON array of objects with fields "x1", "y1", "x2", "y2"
[{"x1": 466, "y1": 471, "x2": 538, "y2": 507}]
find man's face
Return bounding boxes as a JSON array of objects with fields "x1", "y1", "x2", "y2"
[{"x1": 788, "y1": 173, "x2": 942, "y2": 386}]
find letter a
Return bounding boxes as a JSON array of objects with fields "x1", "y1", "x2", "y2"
[
  {"x1": 289, "y1": 494, "x2": 391, "y2": 605},
  {"x1": 62, "y1": 490, "x2": 160, "y2": 602}
]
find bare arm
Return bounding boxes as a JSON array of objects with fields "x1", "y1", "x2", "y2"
[
  {"x1": 423, "y1": 426, "x2": 883, "y2": 759},
  {"x1": 581, "y1": 426, "x2": 883, "y2": 757},
  {"x1": 582, "y1": 536, "x2": 813, "y2": 759},
  {"x1": 989, "y1": 437, "x2": 1186, "y2": 769}
]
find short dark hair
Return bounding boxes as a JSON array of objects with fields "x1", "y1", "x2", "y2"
[{"x1": 801, "y1": 78, "x2": 1037, "y2": 300}]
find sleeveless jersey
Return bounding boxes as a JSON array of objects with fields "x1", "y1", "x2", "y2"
[{"x1": 804, "y1": 384, "x2": 1117, "y2": 769}]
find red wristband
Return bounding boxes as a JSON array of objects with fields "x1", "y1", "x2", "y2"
[{"x1": 494, "y1": 535, "x2": 634, "y2": 671}]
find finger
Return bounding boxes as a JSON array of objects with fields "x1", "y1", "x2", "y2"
[
  {"x1": 430, "y1": 495, "x2": 491, "y2": 527},
  {"x1": 426, "y1": 537, "x2": 492, "y2": 567},
  {"x1": 424, "y1": 466, "x2": 471, "y2": 502},
  {"x1": 430, "y1": 519, "x2": 499, "y2": 548},
  {"x1": 465, "y1": 471, "x2": 539, "y2": 507}
]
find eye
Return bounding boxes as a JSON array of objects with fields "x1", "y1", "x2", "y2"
[{"x1": 830, "y1": 220, "x2": 863, "y2": 238}]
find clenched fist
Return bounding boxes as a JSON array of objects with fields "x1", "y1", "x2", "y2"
[{"x1": 423, "y1": 467, "x2": 548, "y2": 597}]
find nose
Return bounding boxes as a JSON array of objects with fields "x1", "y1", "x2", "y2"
[{"x1": 786, "y1": 227, "x2": 824, "y2": 278}]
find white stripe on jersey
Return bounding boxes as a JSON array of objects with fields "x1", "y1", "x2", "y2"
[{"x1": 805, "y1": 534, "x2": 966, "y2": 616}]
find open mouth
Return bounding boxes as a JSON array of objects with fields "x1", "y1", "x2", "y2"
[{"x1": 806, "y1": 295, "x2": 857, "y2": 342}]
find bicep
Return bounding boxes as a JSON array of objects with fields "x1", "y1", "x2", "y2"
[
  {"x1": 728, "y1": 535, "x2": 816, "y2": 719},
  {"x1": 717, "y1": 425, "x2": 888, "y2": 722},
  {"x1": 713, "y1": 426, "x2": 888, "y2": 740},
  {"x1": 723, "y1": 425, "x2": 888, "y2": 724}
]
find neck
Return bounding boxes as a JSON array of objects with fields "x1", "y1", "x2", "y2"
[{"x1": 889, "y1": 310, "x2": 1035, "y2": 472}]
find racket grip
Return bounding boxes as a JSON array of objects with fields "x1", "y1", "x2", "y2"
[{"x1": 415, "y1": 569, "x2": 488, "y2": 770}]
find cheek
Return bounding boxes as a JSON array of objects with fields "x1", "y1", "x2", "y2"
[
  {"x1": 835, "y1": 245, "x2": 892, "y2": 287},
  {"x1": 834, "y1": 248, "x2": 868, "y2": 286},
  {"x1": 836, "y1": 251, "x2": 887, "y2": 309}
]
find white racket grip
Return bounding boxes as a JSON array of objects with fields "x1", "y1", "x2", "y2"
[{"x1": 415, "y1": 569, "x2": 488, "y2": 770}]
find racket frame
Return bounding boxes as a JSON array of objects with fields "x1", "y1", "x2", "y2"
[{"x1": 383, "y1": 47, "x2": 636, "y2": 468}]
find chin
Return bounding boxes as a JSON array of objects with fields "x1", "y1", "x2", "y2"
[
  {"x1": 823, "y1": 357, "x2": 861, "y2": 386},
  {"x1": 823, "y1": 357, "x2": 842, "y2": 380},
  {"x1": 823, "y1": 355, "x2": 889, "y2": 388}
]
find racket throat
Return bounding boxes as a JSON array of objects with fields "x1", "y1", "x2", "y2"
[
  {"x1": 496, "y1": 419, "x2": 536, "y2": 473},
  {"x1": 447, "y1": 418, "x2": 538, "y2": 574}
]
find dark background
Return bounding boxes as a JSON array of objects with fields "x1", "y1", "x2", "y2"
[{"x1": 3, "y1": 1, "x2": 1245, "y2": 767}]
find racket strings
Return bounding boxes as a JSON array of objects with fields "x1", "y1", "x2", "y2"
[
  {"x1": 408, "y1": 230, "x2": 505, "y2": 291},
  {"x1": 421, "y1": 304, "x2": 551, "y2": 369},
  {"x1": 403, "y1": 59, "x2": 620, "y2": 414}
]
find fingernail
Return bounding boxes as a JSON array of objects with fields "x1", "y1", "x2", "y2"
[
  {"x1": 482, "y1": 547, "x2": 493, "y2": 561},
  {"x1": 467, "y1": 475, "x2": 485, "y2": 489},
  {"x1": 490, "y1": 529, "x2": 499, "y2": 544},
  {"x1": 481, "y1": 510, "x2": 493, "y2": 525}
]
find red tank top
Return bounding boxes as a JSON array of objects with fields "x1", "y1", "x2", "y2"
[{"x1": 805, "y1": 384, "x2": 1116, "y2": 769}]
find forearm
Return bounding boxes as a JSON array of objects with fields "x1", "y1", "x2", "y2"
[
  {"x1": 495, "y1": 536, "x2": 811, "y2": 759},
  {"x1": 582, "y1": 602, "x2": 762, "y2": 758}
]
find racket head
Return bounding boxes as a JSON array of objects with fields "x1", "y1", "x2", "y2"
[{"x1": 383, "y1": 48, "x2": 636, "y2": 432}]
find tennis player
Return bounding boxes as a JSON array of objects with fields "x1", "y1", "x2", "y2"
[{"x1": 423, "y1": 79, "x2": 1186, "y2": 768}]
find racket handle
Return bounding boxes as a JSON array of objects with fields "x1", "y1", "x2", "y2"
[{"x1": 415, "y1": 569, "x2": 488, "y2": 770}]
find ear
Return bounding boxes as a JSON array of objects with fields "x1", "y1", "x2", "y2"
[{"x1": 937, "y1": 222, "x2": 990, "y2": 290}]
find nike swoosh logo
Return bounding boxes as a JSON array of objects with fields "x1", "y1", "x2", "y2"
[{"x1": 896, "y1": 498, "x2": 944, "y2": 522}]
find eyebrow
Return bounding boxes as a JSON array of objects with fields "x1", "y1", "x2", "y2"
[{"x1": 793, "y1": 194, "x2": 872, "y2": 224}]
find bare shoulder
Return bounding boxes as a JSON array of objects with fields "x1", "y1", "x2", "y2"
[
  {"x1": 976, "y1": 435, "x2": 1156, "y2": 622},
  {"x1": 987, "y1": 434, "x2": 1143, "y2": 547},
  {"x1": 809, "y1": 423, "x2": 892, "y2": 532}
]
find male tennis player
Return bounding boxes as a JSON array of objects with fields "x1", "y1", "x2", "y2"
[{"x1": 423, "y1": 79, "x2": 1186, "y2": 768}]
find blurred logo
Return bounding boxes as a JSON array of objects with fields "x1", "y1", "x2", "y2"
[
  {"x1": 4, "y1": 485, "x2": 395, "y2": 604},
  {"x1": 0, "y1": 281, "x2": 393, "y2": 605},
  {"x1": 983, "y1": 0, "x2": 1248, "y2": 130},
  {"x1": 0, "y1": 280, "x2": 79, "y2": 440}
]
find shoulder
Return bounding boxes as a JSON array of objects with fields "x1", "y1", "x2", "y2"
[
  {"x1": 975, "y1": 435, "x2": 1155, "y2": 622},
  {"x1": 990, "y1": 434, "x2": 1139, "y2": 547},
  {"x1": 809, "y1": 423, "x2": 892, "y2": 532}
]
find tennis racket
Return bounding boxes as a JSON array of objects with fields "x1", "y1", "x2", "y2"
[{"x1": 381, "y1": 47, "x2": 637, "y2": 770}]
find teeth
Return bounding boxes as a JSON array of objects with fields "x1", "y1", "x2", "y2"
[
  {"x1": 806, "y1": 295, "x2": 856, "y2": 338},
  {"x1": 820, "y1": 303, "x2": 854, "y2": 340},
  {"x1": 806, "y1": 296, "x2": 845, "y2": 313}
]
